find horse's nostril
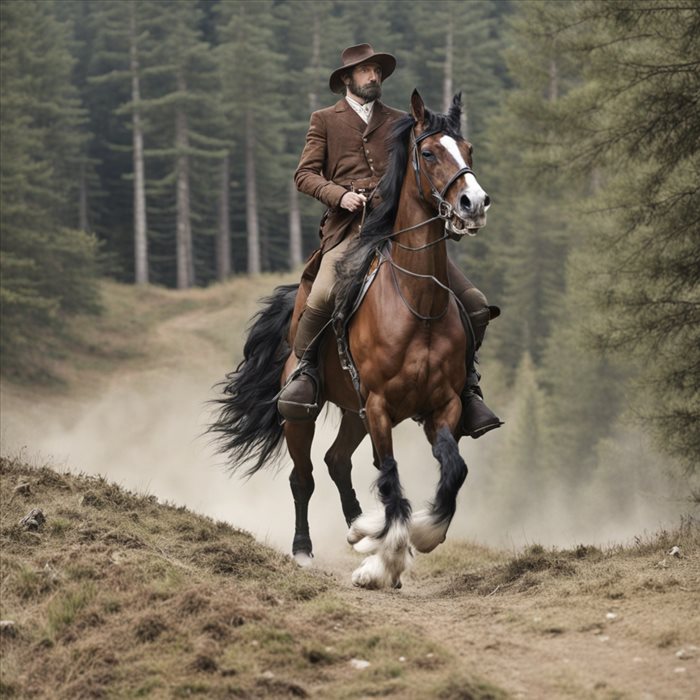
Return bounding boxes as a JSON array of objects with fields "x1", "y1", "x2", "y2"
[
  {"x1": 460, "y1": 194, "x2": 471, "y2": 212},
  {"x1": 484, "y1": 195, "x2": 491, "y2": 207}
]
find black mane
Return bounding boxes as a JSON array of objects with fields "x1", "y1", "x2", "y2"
[{"x1": 333, "y1": 94, "x2": 464, "y2": 323}]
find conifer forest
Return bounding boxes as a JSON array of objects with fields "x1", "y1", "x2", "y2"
[{"x1": 1, "y1": 0, "x2": 698, "y2": 501}]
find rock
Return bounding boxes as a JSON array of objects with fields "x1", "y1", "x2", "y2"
[
  {"x1": 676, "y1": 648, "x2": 694, "y2": 660},
  {"x1": 606, "y1": 612, "x2": 618, "y2": 621},
  {"x1": 349, "y1": 658, "x2": 370, "y2": 670},
  {"x1": 668, "y1": 546, "x2": 681, "y2": 558},
  {"x1": 13, "y1": 483, "x2": 31, "y2": 497},
  {"x1": 0, "y1": 620, "x2": 17, "y2": 638},
  {"x1": 19, "y1": 508, "x2": 45, "y2": 531}
]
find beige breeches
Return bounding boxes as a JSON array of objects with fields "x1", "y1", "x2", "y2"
[{"x1": 306, "y1": 235, "x2": 353, "y2": 313}]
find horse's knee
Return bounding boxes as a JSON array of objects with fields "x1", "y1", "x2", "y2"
[
  {"x1": 289, "y1": 470, "x2": 315, "y2": 500},
  {"x1": 324, "y1": 448, "x2": 348, "y2": 483}
]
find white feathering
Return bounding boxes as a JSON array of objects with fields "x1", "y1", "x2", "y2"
[
  {"x1": 410, "y1": 509, "x2": 449, "y2": 553},
  {"x1": 347, "y1": 510, "x2": 386, "y2": 545}
]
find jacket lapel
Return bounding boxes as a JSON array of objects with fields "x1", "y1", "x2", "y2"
[
  {"x1": 363, "y1": 100, "x2": 389, "y2": 138},
  {"x1": 335, "y1": 98, "x2": 365, "y2": 133}
]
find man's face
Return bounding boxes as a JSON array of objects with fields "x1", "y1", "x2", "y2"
[{"x1": 345, "y1": 62, "x2": 382, "y2": 101}]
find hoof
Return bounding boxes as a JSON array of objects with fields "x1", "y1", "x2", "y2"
[
  {"x1": 351, "y1": 555, "x2": 387, "y2": 589},
  {"x1": 293, "y1": 551, "x2": 314, "y2": 568}
]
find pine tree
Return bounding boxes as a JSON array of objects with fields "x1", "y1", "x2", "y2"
[
  {"x1": 0, "y1": 0, "x2": 99, "y2": 371},
  {"x1": 484, "y1": 0, "x2": 584, "y2": 375},
  {"x1": 218, "y1": 0, "x2": 286, "y2": 275},
  {"x1": 75, "y1": 0, "x2": 166, "y2": 283},
  {"x1": 137, "y1": 0, "x2": 227, "y2": 288}
]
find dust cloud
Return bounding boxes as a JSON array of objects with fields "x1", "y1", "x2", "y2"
[{"x1": 1, "y1": 360, "x2": 684, "y2": 564}]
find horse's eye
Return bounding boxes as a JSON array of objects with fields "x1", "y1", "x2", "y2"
[{"x1": 421, "y1": 150, "x2": 435, "y2": 161}]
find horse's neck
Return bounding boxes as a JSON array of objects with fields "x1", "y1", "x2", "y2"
[{"x1": 390, "y1": 196, "x2": 450, "y2": 318}]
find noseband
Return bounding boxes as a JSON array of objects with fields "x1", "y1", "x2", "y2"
[{"x1": 411, "y1": 128, "x2": 474, "y2": 239}]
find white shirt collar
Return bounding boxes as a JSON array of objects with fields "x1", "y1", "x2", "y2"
[{"x1": 345, "y1": 95, "x2": 375, "y2": 124}]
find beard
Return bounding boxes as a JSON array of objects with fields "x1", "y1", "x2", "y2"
[{"x1": 349, "y1": 77, "x2": 381, "y2": 102}]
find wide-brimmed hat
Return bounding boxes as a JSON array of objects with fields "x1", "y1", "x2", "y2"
[{"x1": 329, "y1": 43, "x2": 396, "y2": 94}]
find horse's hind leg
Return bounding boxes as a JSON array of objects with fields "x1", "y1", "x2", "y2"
[
  {"x1": 324, "y1": 410, "x2": 366, "y2": 527},
  {"x1": 285, "y1": 420, "x2": 316, "y2": 566},
  {"x1": 349, "y1": 394, "x2": 413, "y2": 589},
  {"x1": 411, "y1": 420, "x2": 468, "y2": 553}
]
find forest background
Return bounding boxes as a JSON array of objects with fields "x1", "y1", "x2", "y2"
[{"x1": 1, "y1": 0, "x2": 698, "y2": 533}]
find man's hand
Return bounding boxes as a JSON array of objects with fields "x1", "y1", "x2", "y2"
[{"x1": 340, "y1": 191, "x2": 367, "y2": 212}]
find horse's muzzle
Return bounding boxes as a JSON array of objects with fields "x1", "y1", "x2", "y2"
[{"x1": 447, "y1": 213, "x2": 486, "y2": 239}]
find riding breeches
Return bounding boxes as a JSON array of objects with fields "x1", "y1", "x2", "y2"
[{"x1": 306, "y1": 235, "x2": 354, "y2": 314}]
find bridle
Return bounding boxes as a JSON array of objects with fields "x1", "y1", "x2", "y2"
[{"x1": 411, "y1": 127, "x2": 475, "y2": 240}]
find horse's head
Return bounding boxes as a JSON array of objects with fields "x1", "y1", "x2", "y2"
[{"x1": 409, "y1": 90, "x2": 490, "y2": 238}]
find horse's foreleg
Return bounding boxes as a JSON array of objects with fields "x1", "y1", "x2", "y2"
[
  {"x1": 349, "y1": 394, "x2": 413, "y2": 589},
  {"x1": 285, "y1": 421, "x2": 316, "y2": 566},
  {"x1": 324, "y1": 410, "x2": 366, "y2": 527},
  {"x1": 412, "y1": 404, "x2": 468, "y2": 553}
]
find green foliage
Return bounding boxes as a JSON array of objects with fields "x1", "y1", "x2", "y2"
[
  {"x1": 0, "y1": 0, "x2": 100, "y2": 373},
  {"x1": 518, "y1": 1, "x2": 700, "y2": 471}
]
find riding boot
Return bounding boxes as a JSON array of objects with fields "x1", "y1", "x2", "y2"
[
  {"x1": 278, "y1": 306, "x2": 332, "y2": 421},
  {"x1": 459, "y1": 306, "x2": 503, "y2": 439}
]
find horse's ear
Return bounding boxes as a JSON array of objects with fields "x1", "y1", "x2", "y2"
[
  {"x1": 448, "y1": 93, "x2": 462, "y2": 133},
  {"x1": 410, "y1": 89, "x2": 426, "y2": 125}
]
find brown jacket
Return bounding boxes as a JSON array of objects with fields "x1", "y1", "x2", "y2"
[{"x1": 294, "y1": 98, "x2": 405, "y2": 253}]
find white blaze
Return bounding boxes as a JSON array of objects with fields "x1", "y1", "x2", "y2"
[{"x1": 439, "y1": 135, "x2": 487, "y2": 203}]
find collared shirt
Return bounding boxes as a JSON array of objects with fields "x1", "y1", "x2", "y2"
[{"x1": 345, "y1": 95, "x2": 374, "y2": 124}]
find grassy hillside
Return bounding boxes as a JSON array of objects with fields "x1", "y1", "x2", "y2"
[{"x1": 0, "y1": 457, "x2": 510, "y2": 699}]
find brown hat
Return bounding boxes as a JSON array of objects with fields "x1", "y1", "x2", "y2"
[{"x1": 329, "y1": 43, "x2": 396, "y2": 94}]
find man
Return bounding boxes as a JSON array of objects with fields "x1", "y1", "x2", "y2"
[{"x1": 278, "y1": 43, "x2": 501, "y2": 439}]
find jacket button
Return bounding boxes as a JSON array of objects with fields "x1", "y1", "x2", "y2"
[{"x1": 363, "y1": 137, "x2": 368, "y2": 142}]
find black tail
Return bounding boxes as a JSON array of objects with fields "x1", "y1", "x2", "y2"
[{"x1": 209, "y1": 284, "x2": 298, "y2": 476}]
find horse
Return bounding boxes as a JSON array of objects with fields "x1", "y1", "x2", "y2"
[{"x1": 211, "y1": 90, "x2": 491, "y2": 589}]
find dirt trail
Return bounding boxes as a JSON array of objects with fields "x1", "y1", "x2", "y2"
[
  {"x1": 317, "y1": 547, "x2": 699, "y2": 699},
  {"x1": 2, "y1": 281, "x2": 697, "y2": 699}
]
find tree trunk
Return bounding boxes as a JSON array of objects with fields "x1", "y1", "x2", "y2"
[
  {"x1": 245, "y1": 109, "x2": 261, "y2": 275},
  {"x1": 548, "y1": 58, "x2": 559, "y2": 102},
  {"x1": 289, "y1": 179, "x2": 302, "y2": 268},
  {"x1": 216, "y1": 154, "x2": 231, "y2": 281},
  {"x1": 78, "y1": 162, "x2": 88, "y2": 232},
  {"x1": 130, "y1": 3, "x2": 148, "y2": 285},
  {"x1": 175, "y1": 74, "x2": 194, "y2": 289},
  {"x1": 443, "y1": 19, "x2": 453, "y2": 113},
  {"x1": 308, "y1": 14, "x2": 321, "y2": 113}
]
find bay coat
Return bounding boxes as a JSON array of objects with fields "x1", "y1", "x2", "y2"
[{"x1": 294, "y1": 98, "x2": 405, "y2": 253}]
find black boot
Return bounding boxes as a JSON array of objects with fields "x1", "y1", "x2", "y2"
[
  {"x1": 460, "y1": 381, "x2": 503, "y2": 439},
  {"x1": 278, "y1": 306, "x2": 331, "y2": 421}
]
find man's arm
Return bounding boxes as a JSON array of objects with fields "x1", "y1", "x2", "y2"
[{"x1": 294, "y1": 111, "x2": 348, "y2": 210}]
